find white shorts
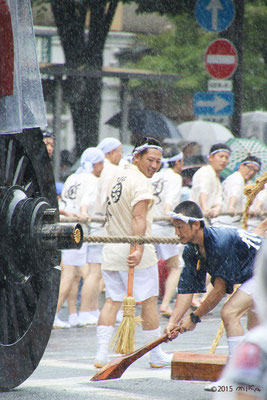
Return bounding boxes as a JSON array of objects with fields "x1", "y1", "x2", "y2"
[
  {"x1": 239, "y1": 276, "x2": 256, "y2": 296},
  {"x1": 61, "y1": 243, "x2": 88, "y2": 267},
  {"x1": 87, "y1": 245, "x2": 103, "y2": 264},
  {"x1": 239, "y1": 276, "x2": 257, "y2": 312},
  {"x1": 154, "y1": 243, "x2": 179, "y2": 261},
  {"x1": 102, "y1": 264, "x2": 159, "y2": 302}
]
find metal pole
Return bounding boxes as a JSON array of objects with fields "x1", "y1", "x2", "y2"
[
  {"x1": 53, "y1": 78, "x2": 63, "y2": 181},
  {"x1": 120, "y1": 78, "x2": 130, "y2": 144}
]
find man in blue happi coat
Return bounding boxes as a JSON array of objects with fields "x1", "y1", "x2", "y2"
[{"x1": 165, "y1": 200, "x2": 267, "y2": 359}]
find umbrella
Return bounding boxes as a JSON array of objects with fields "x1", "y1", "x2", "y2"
[
  {"x1": 177, "y1": 120, "x2": 234, "y2": 155},
  {"x1": 105, "y1": 109, "x2": 183, "y2": 141},
  {"x1": 241, "y1": 111, "x2": 267, "y2": 142},
  {"x1": 224, "y1": 137, "x2": 267, "y2": 177}
]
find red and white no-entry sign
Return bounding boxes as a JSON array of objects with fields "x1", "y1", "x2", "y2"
[{"x1": 205, "y1": 39, "x2": 238, "y2": 79}]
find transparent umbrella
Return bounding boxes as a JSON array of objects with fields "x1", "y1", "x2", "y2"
[
  {"x1": 224, "y1": 137, "x2": 267, "y2": 177},
  {"x1": 241, "y1": 111, "x2": 267, "y2": 143},
  {"x1": 177, "y1": 120, "x2": 234, "y2": 155}
]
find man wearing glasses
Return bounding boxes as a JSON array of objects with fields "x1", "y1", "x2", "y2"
[{"x1": 218, "y1": 155, "x2": 261, "y2": 226}]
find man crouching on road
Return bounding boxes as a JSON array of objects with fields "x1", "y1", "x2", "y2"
[{"x1": 165, "y1": 200, "x2": 267, "y2": 360}]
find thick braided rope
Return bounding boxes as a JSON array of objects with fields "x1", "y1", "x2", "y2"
[
  {"x1": 83, "y1": 235, "x2": 180, "y2": 245},
  {"x1": 242, "y1": 171, "x2": 267, "y2": 229},
  {"x1": 210, "y1": 172, "x2": 267, "y2": 353}
]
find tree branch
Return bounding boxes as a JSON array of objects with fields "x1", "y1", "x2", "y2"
[{"x1": 103, "y1": 0, "x2": 119, "y2": 37}]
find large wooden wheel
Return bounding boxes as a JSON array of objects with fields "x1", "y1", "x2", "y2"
[{"x1": 0, "y1": 129, "x2": 61, "y2": 390}]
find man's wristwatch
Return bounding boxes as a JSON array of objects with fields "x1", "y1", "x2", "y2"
[{"x1": 190, "y1": 312, "x2": 201, "y2": 324}]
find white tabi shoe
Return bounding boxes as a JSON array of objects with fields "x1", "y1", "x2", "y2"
[
  {"x1": 68, "y1": 313, "x2": 79, "y2": 327},
  {"x1": 53, "y1": 316, "x2": 70, "y2": 329},
  {"x1": 78, "y1": 312, "x2": 98, "y2": 326}
]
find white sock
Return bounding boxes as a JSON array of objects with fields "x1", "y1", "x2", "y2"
[
  {"x1": 227, "y1": 336, "x2": 245, "y2": 358},
  {"x1": 95, "y1": 325, "x2": 114, "y2": 361},
  {"x1": 143, "y1": 327, "x2": 164, "y2": 356}
]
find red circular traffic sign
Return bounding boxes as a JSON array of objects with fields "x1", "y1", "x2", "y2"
[{"x1": 205, "y1": 39, "x2": 238, "y2": 79}]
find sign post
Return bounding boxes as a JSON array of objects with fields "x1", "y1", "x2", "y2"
[
  {"x1": 194, "y1": 92, "x2": 234, "y2": 116},
  {"x1": 205, "y1": 39, "x2": 238, "y2": 80},
  {"x1": 195, "y1": 0, "x2": 235, "y2": 32}
]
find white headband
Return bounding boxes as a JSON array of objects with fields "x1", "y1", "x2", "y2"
[
  {"x1": 168, "y1": 211, "x2": 204, "y2": 224},
  {"x1": 161, "y1": 152, "x2": 183, "y2": 168},
  {"x1": 133, "y1": 143, "x2": 162, "y2": 156},
  {"x1": 209, "y1": 148, "x2": 231, "y2": 156},
  {"x1": 242, "y1": 161, "x2": 261, "y2": 170},
  {"x1": 167, "y1": 152, "x2": 183, "y2": 163}
]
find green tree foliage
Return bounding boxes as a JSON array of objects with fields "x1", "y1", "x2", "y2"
[
  {"x1": 134, "y1": 0, "x2": 196, "y2": 16},
  {"x1": 32, "y1": 0, "x2": 129, "y2": 155},
  {"x1": 30, "y1": 0, "x2": 198, "y2": 153},
  {"x1": 124, "y1": 1, "x2": 267, "y2": 112},
  {"x1": 125, "y1": 14, "x2": 216, "y2": 92},
  {"x1": 243, "y1": 2, "x2": 267, "y2": 110}
]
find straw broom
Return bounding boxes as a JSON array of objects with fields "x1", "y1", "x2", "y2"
[{"x1": 111, "y1": 245, "x2": 142, "y2": 354}]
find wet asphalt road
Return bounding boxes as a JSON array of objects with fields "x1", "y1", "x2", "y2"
[{"x1": 1, "y1": 295, "x2": 236, "y2": 400}]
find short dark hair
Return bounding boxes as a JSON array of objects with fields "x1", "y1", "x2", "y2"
[
  {"x1": 173, "y1": 200, "x2": 205, "y2": 228},
  {"x1": 209, "y1": 143, "x2": 231, "y2": 155},
  {"x1": 241, "y1": 155, "x2": 261, "y2": 170},
  {"x1": 43, "y1": 129, "x2": 55, "y2": 139},
  {"x1": 132, "y1": 136, "x2": 162, "y2": 155},
  {"x1": 163, "y1": 146, "x2": 182, "y2": 168}
]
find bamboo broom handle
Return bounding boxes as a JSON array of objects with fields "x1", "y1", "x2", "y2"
[{"x1": 127, "y1": 246, "x2": 136, "y2": 297}]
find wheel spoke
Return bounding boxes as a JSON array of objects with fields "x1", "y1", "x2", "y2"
[
  {"x1": 0, "y1": 288, "x2": 9, "y2": 344},
  {"x1": 23, "y1": 279, "x2": 38, "y2": 316},
  {"x1": 6, "y1": 286, "x2": 20, "y2": 343},
  {"x1": 0, "y1": 137, "x2": 7, "y2": 186},
  {"x1": 14, "y1": 287, "x2": 30, "y2": 334},
  {"x1": 5, "y1": 139, "x2": 16, "y2": 186},
  {"x1": 12, "y1": 155, "x2": 29, "y2": 186},
  {"x1": 24, "y1": 181, "x2": 35, "y2": 197}
]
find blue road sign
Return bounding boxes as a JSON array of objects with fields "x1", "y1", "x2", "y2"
[
  {"x1": 195, "y1": 0, "x2": 235, "y2": 32},
  {"x1": 194, "y1": 92, "x2": 234, "y2": 116}
]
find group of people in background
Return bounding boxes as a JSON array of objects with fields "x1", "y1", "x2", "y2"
[{"x1": 42, "y1": 130, "x2": 267, "y2": 395}]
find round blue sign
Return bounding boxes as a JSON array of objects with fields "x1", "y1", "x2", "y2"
[{"x1": 195, "y1": 0, "x2": 235, "y2": 32}]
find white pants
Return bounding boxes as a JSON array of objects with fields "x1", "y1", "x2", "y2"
[
  {"x1": 87, "y1": 245, "x2": 103, "y2": 263},
  {"x1": 154, "y1": 243, "x2": 179, "y2": 261},
  {"x1": 102, "y1": 264, "x2": 159, "y2": 302},
  {"x1": 61, "y1": 243, "x2": 88, "y2": 266}
]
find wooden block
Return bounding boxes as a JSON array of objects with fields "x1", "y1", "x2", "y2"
[{"x1": 171, "y1": 352, "x2": 228, "y2": 382}]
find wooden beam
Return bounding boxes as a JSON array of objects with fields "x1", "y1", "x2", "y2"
[{"x1": 171, "y1": 352, "x2": 227, "y2": 382}]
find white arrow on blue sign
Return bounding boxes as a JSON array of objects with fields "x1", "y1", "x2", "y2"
[
  {"x1": 194, "y1": 92, "x2": 234, "y2": 116},
  {"x1": 195, "y1": 0, "x2": 235, "y2": 32}
]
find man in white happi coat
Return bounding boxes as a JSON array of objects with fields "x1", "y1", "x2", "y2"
[
  {"x1": 151, "y1": 146, "x2": 183, "y2": 316},
  {"x1": 190, "y1": 143, "x2": 231, "y2": 219},
  {"x1": 95, "y1": 137, "x2": 123, "y2": 321},
  {"x1": 218, "y1": 155, "x2": 262, "y2": 227},
  {"x1": 94, "y1": 137, "x2": 173, "y2": 369},
  {"x1": 54, "y1": 147, "x2": 105, "y2": 328},
  {"x1": 96, "y1": 137, "x2": 123, "y2": 214}
]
